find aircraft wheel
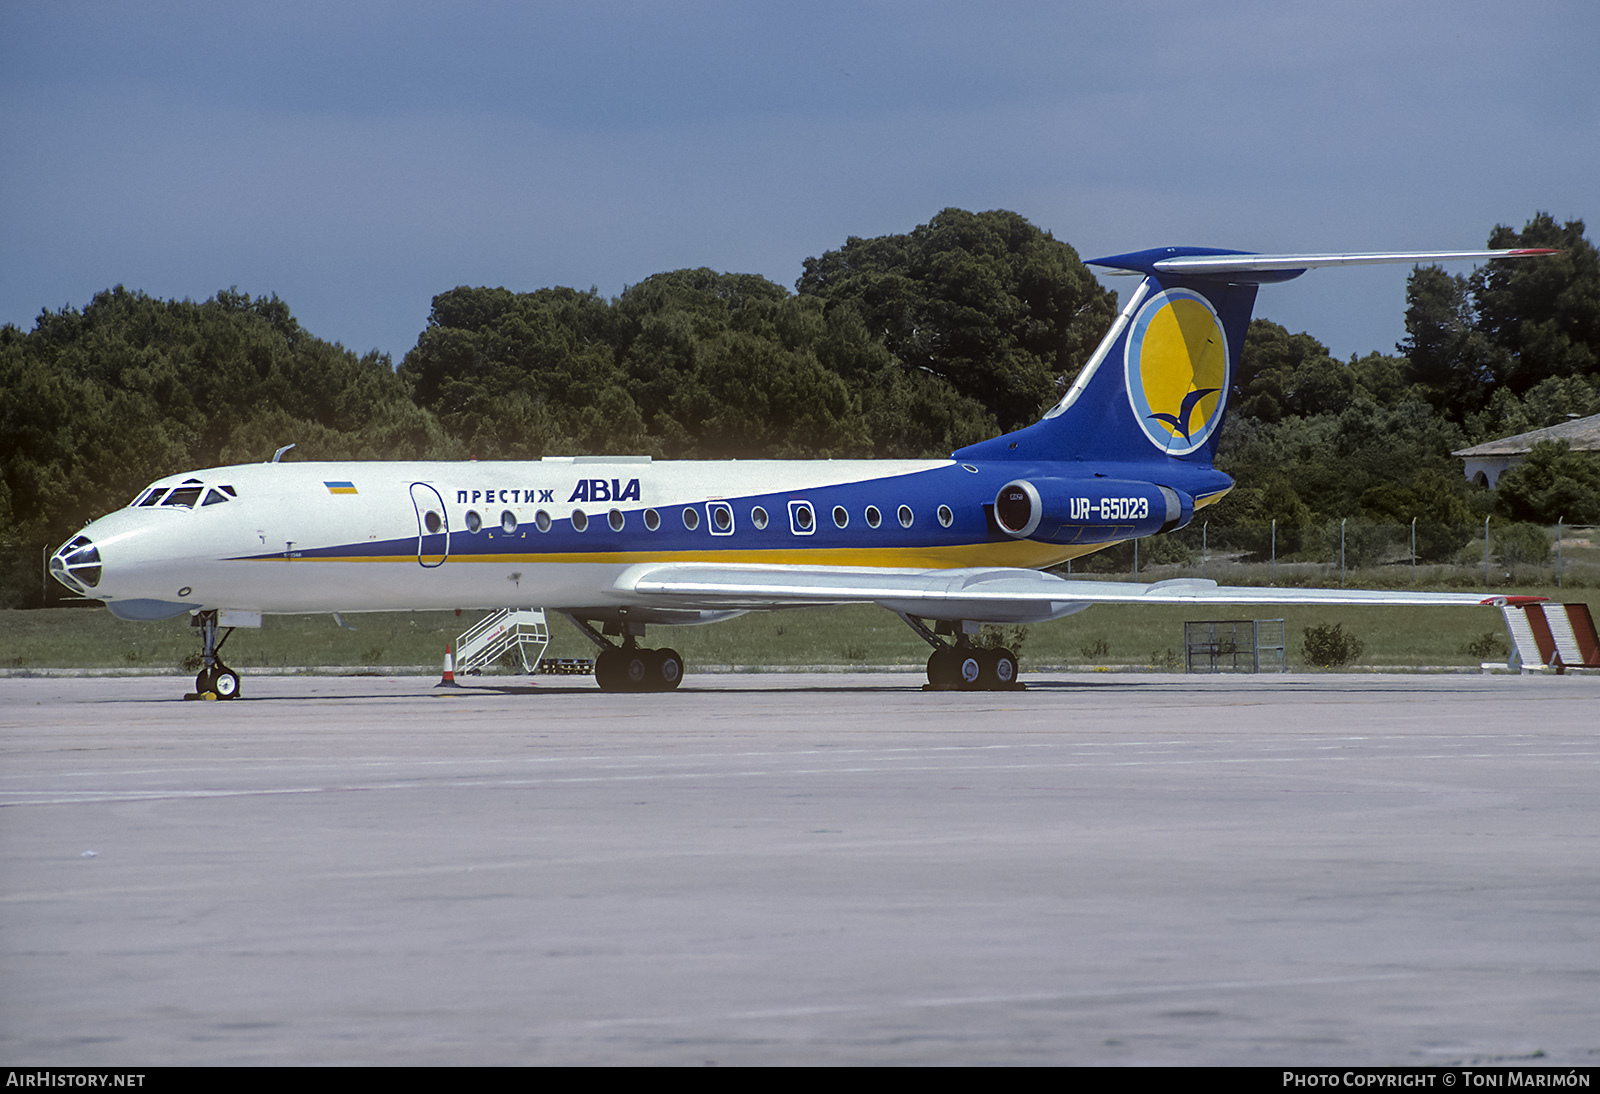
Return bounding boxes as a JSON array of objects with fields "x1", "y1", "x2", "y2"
[
  {"x1": 622, "y1": 650, "x2": 652, "y2": 691},
  {"x1": 654, "y1": 648, "x2": 684, "y2": 691},
  {"x1": 594, "y1": 648, "x2": 624, "y2": 692},
  {"x1": 926, "y1": 646, "x2": 960, "y2": 690},
  {"x1": 986, "y1": 647, "x2": 1018, "y2": 690},
  {"x1": 956, "y1": 649, "x2": 984, "y2": 690},
  {"x1": 213, "y1": 667, "x2": 241, "y2": 699}
]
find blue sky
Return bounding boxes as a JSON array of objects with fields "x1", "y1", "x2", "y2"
[{"x1": 4, "y1": 1, "x2": 1595, "y2": 365}]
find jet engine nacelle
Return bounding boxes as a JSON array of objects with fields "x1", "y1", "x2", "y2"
[{"x1": 993, "y1": 477, "x2": 1194, "y2": 543}]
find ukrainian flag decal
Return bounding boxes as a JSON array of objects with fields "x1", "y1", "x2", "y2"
[
  {"x1": 1123, "y1": 288, "x2": 1230, "y2": 456},
  {"x1": 324, "y1": 481, "x2": 358, "y2": 495}
]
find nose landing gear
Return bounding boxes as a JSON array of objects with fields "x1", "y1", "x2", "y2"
[{"x1": 190, "y1": 611, "x2": 240, "y2": 699}]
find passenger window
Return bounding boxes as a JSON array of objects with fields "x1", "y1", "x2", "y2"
[
  {"x1": 644, "y1": 508, "x2": 661, "y2": 531},
  {"x1": 832, "y1": 505, "x2": 849, "y2": 529},
  {"x1": 789, "y1": 501, "x2": 814, "y2": 535},
  {"x1": 938, "y1": 505, "x2": 954, "y2": 528},
  {"x1": 571, "y1": 510, "x2": 589, "y2": 532},
  {"x1": 708, "y1": 502, "x2": 734, "y2": 535},
  {"x1": 751, "y1": 506, "x2": 769, "y2": 530},
  {"x1": 608, "y1": 508, "x2": 625, "y2": 531},
  {"x1": 898, "y1": 505, "x2": 913, "y2": 528},
  {"x1": 501, "y1": 510, "x2": 518, "y2": 534},
  {"x1": 465, "y1": 510, "x2": 483, "y2": 533},
  {"x1": 534, "y1": 509, "x2": 552, "y2": 532},
  {"x1": 682, "y1": 507, "x2": 700, "y2": 531},
  {"x1": 865, "y1": 506, "x2": 881, "y2": 529}
]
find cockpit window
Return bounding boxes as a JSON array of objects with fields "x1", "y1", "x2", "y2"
[
  {"x1": 160, "y1": 486, "x2": 204, "y2": 509},
  {"x1": 133, "y1": 480, "x2": 236, "y2": 510}
]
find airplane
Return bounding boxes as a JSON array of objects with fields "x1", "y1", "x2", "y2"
[{"x1": 48, "y1": 243, "x2": 1558, "y2": 698}]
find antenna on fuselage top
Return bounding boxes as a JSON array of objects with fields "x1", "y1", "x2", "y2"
[{"x1": 271, "y1": 444, "x2": 296, "y2": 463}]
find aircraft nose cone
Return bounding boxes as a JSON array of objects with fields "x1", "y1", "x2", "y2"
[{"x1": 49, "y1": 534, "x2": 103, "y2": 593}]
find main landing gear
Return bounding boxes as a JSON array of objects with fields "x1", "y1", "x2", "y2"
[
  {"x1": 564, "y1": 615, "x2": 683, "y2": 693},
  {"x1": 190, "y1": 610, "x2": 241, "y2": 699},
  {"x1": 898, "y1": 614, "x2": 1022, "y2": 692},
  {"x1": 595, "y1": 643, "x2": 684, "y2": 693}
]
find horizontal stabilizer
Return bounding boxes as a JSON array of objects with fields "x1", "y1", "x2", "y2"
[{"x1": 1088, "y1": 247, "x2": 1559, "y2": 282}]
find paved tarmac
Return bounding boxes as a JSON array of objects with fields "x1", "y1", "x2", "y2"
[{"x1": 2, "y1": 671, "x2": 1597, "y2": 1066}]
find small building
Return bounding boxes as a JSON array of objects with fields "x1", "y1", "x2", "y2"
[{"x1": 1452, "y1": 412, "x2": 1600, "y2": 488}]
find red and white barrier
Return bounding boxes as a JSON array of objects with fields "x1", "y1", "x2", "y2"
[{"x1": 1497, "y1": 602, "x2": 1599, "y2": 673}]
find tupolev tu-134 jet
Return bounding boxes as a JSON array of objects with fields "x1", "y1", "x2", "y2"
[{"x1": 50, "y1": 244, "x2": 1557, "y2": 697}]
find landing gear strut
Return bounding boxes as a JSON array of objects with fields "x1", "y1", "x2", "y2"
[
  {"x1": 190, "y1": 610, "x2": 241, "y2": 699},
  {"x1": 564, "y1": 615, "x2": 683, "y2": 693},
  {"x1": 899, "y1": 614, "x2": 1021, "y2": 692}
]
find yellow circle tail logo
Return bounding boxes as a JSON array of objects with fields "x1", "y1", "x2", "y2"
[{"x1": 1123, "y1": 289, "x2": 1230, "y2": 455}]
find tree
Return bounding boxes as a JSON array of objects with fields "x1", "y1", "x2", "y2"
[
  {"x1": 1399, "y1": 265, "x2": 1503, "y2": 414},
  {"x1": 796, "y1": 208, "x2": 1117, "y2": 433},
  {"x1": 1472, "y1": 214, "x2": 1600, "y2": 395},
  {"x1": 1492, "y1": 440, "x2": 1600, "y2": 525}
]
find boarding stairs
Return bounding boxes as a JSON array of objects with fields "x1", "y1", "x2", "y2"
[
  {"x1": 1492, "y1": 602, "x2": 1600, "y2": 674},
  {"x1": 456, "y1": 608, "x2": 551, "y2": 675}
]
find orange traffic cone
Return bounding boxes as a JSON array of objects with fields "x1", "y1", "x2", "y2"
[{"x1": 436, "y1": 644, "x2": 461, "y2": 688}]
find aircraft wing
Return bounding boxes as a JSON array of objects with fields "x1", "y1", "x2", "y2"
[{"x1": 615, "y1": 563, "x2": 1525, "y2": 623}]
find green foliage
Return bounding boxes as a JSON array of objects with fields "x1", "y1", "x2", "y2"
[
  {"x1": 1400, "y1": 265, "x2": 1503, "y2": 414},
  {"x1": 796, "y1": 208, "x2": 1117, "y2": 433},
  {"x1": 1302, "y1": 623, "x2": 1365, "y2": 668},
  {"x1": 1465, "y1": 375, "x2": 1600, "y2": 442},
  {"x1": 1320, "y1": 519, "x2": 1401, "y2": 569},
  {"x1": 1148, "y1": 647, "x2": 1181, "y2": 670},
  {"x1": 1214, "y1": 398, "x2": 1474, "y2": 531},
  {"x1": 1492, "y1": 521, "x2": 1552, "y2": 567},
  {"x1": 1234, "y1": 321, "x2": 1419, "y2": 423},
  {"x1": 1401, "y1": 214, "x2": 1599, "y2": 416},
  {"x1": 1473, "y1": 214, "x2": 1600, "y2": 395},
  {"x1": 1462, "y1": 631, "x2": 1508, "y2": 660},
  {"x1": 1492, "y1": 441, "x2": 1600, "y2": 525},
  {"x1": 976, "y1": 623, "x2": 1028, "y2": 660},
  {"x1": 1073, "y1": 532, "x2": 1196, "y2": 572}
]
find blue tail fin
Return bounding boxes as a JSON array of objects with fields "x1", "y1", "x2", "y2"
[
  {"x1": 955, "y1": 248, "x2": 1260, "y2": 468},
  {"x1": 955, "y1": 243, "x2": 1558, "y2": 468}
]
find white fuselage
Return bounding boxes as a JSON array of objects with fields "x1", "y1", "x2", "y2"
[{"x1": 68, "y1": 455, "x2": 1138, "y2": 620}]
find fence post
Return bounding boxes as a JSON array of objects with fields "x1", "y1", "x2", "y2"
[
  {"x1": 1133, "y1": 538, "x2": 1138, "y2": 581},
  {"x1": 1340, "y1": 518, "x2": 1346, "y2": 587},
  {"x1": 1270, "y1": 519, "x2": 1276, "y2": 585},
  {"x1": 1483, "y1": 515, "x2": 1490, "y2": 586},
  {"x1": 1202, "y1": 521, "x2": 1207, "y2": 577},
  {"x1": 1411, "y1": 516, "x2": 1417, "y2": 584},
  {"x1": 1557, "y1": 516, "x2": 1563, "y2": 589}
]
